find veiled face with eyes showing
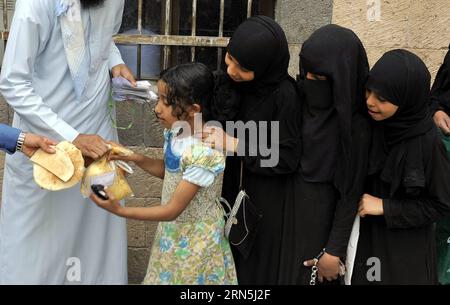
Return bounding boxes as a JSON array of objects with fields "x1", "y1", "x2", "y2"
[{"x1": 225, "y1": 52, "x2": 255, "y2": 83}]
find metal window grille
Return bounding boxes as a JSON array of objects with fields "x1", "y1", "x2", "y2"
[{"x1": 114, "y1": 0, "x2": 274, "y2": 79}]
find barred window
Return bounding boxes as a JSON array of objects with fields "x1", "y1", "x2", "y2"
[{"x1": 116, "y1": 0, "x2": 276, "y2": 80}]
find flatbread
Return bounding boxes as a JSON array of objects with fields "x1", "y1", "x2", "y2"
[
  {"x1": 33, "y1": 141, "x2": 85, "y2": 191},
  {"x1": 30, "y1": 146, "x2": 74, "y2": 182}
]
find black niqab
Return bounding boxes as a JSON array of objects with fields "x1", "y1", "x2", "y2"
[{"x1": 298, "y1": 24, "x2": 370, "y2": 197}]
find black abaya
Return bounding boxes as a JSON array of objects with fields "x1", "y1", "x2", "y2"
[
  {"x1": 352, "y1": 49, "x2": 450, "y2": 285},
  {"x1": 222, "y1": 16, "x2": 301, "y2": 285},
  {"x1": 353, "y1": 129, "x2": 450, "y2": 284},
  {"x1": 222, "y1": 80, "x2": 301, "y2": 285},
  {"x1": 279, "y1": 25, "x2": 371, "y2": 285}
]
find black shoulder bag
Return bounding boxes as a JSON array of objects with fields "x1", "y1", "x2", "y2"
[{"x1": 219, "y1": 160, "x2": 263, "y2": 259}]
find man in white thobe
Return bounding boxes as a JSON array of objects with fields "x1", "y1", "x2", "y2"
[{"x1": 0, "y1": 0, "x2": 135, "y2": 284}]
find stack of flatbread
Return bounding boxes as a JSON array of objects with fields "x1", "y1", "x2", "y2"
[{"x1": 31, "y1": 141, "x2": 84, "y2": 191}]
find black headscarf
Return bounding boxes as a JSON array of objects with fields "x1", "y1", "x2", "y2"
[
  {"x1": 367, "y1": 49, "x2": 435, "y2": 195},
  {"x1": 298, "y1": 25, "x2": 370, "y2": 193},
  {"x1": 431, "y1": 44, "x2": 450, "y2": 114},
  {"x1": 227, "y1": 16, "x2": 290, "y2": 95}
]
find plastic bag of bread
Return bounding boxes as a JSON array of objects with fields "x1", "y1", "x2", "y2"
[{"x1": 81, "y1": 144, "x2": 135, "y2": 200}]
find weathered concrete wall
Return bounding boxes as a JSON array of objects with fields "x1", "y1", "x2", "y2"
[
  {"x1": 276, "y1": 0, "x2": 334, "y2": 77},
  {"x1": 332, "y1": 0, "x2": 450, "y2": 79},
  {"x1": 114, "y1": 95, "x2": 164, "y2": 283},
  {"x1": 124, "y1": 146, "x2": 163, "y2": 284}
]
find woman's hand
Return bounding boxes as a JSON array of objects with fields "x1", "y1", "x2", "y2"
[
  {"x1": 90, "y1": 188, "x2": 123, "y2": 216},
  {"x1": 433, "y1": 110, "x2": 450, "y2": 135},
  {"x1": 304, "y1": 252, "x2": 342, "y2": 282},
  {"x1": 202, "y1": 126, "x2": 239, "y2": 153},
  {"x1": 358, "y1": 193, "x2": 384, "y2": 217}
]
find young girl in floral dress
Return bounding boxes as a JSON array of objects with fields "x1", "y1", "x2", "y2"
[{"x1": 90, "y1": 62, "x2": 238, "y2": 285}]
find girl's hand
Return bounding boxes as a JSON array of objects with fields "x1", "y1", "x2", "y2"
[
  {"x1": 107, "y1": 141, "x2": 142, "y2": 163},
  {"x1": 358, "y1": 193, "x2": 384, "y2": 217},
  {"x1": 109, "y1": 152, "x2": 142, "y2": 164},
  {"x1": 90, "y1": 188, "x2": 123, "y2": 216},
  {"x1": 202, "y1": 126, "x2": 239, "y2": 153},
  {"x1": 304, "y1": 252, "x2": 342, "y2": 282},
  {"x1": 433, "y1": 110, "x2": 450, "y2": 135}
]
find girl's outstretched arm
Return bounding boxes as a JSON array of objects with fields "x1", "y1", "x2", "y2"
[
  {"x1": 90, "y1": 180, "x2": 200, "y2": 221},
  {"x1": 109, "y1": 152, "x2": 165, "y2": 179}
]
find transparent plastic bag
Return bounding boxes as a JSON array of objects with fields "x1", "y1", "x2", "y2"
[{"x1": 81, "y1": 153, "x2": 134, "y2": 201}]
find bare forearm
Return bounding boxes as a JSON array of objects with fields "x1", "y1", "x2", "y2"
[
  {"x1": 93, "y1": 180, "x2": 198, "y2": 222},
  {"x1": 134, "y1": 154, "x2": 165, "y2": 179},
  {"x1": 117, "y1": 205, "x2": 176, "y2": 221}
]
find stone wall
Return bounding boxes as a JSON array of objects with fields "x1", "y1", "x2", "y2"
[
  {"x1": 113, "y1": 98, "x2": 165, "y2": 283},
  {"x1": 332, "y1": 0, "x2": 450, "y2": 80},
  {"x1": 277, "y1": 0, "x2": 334, "y2": 78}
]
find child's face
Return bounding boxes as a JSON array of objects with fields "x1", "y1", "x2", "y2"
[
  {"x1": 225, "y1": 52, "x2": 255, "y2": 82},
  {"x1": 366, "y1": 89, "x2": 399, "y2": 121},
  {"x1": 154, "y1": 80, "x2": 178, "y2": 129}
]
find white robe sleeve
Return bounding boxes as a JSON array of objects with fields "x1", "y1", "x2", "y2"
[
  {"x1": 108, "y1": 43, "x2": 125, "y2": 71},
  {"x1": 0, "y1": 0, "x2": 79, "y2": 142},
  {"x1": 108, "y1": 0, "x2": 125, "y2": 71}
]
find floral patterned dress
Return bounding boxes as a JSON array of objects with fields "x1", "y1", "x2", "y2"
[{"x1": 142, "y1": 128, "x2": 238, "y2": 285}]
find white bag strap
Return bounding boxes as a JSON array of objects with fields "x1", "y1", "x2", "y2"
[
  {"x1": 222, "y1": 190, "x2": 249, "y2": 244},
  {"x1": 217, "y1": 159, "x2": 249, "y2": 243},
  {"x1": 217, "y1": 197, "x2": 232, "y2": 218}
]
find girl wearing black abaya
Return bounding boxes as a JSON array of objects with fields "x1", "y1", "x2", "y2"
[
  {"x1": 281, "y1": 25, "x2": 371, "y2": 285},
  {"x1": 203, "y1": 16, "x2": 301, "y2": 284},
  {"x1": 352, "y1": 49, "x2": 450, "y2": 285}
]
